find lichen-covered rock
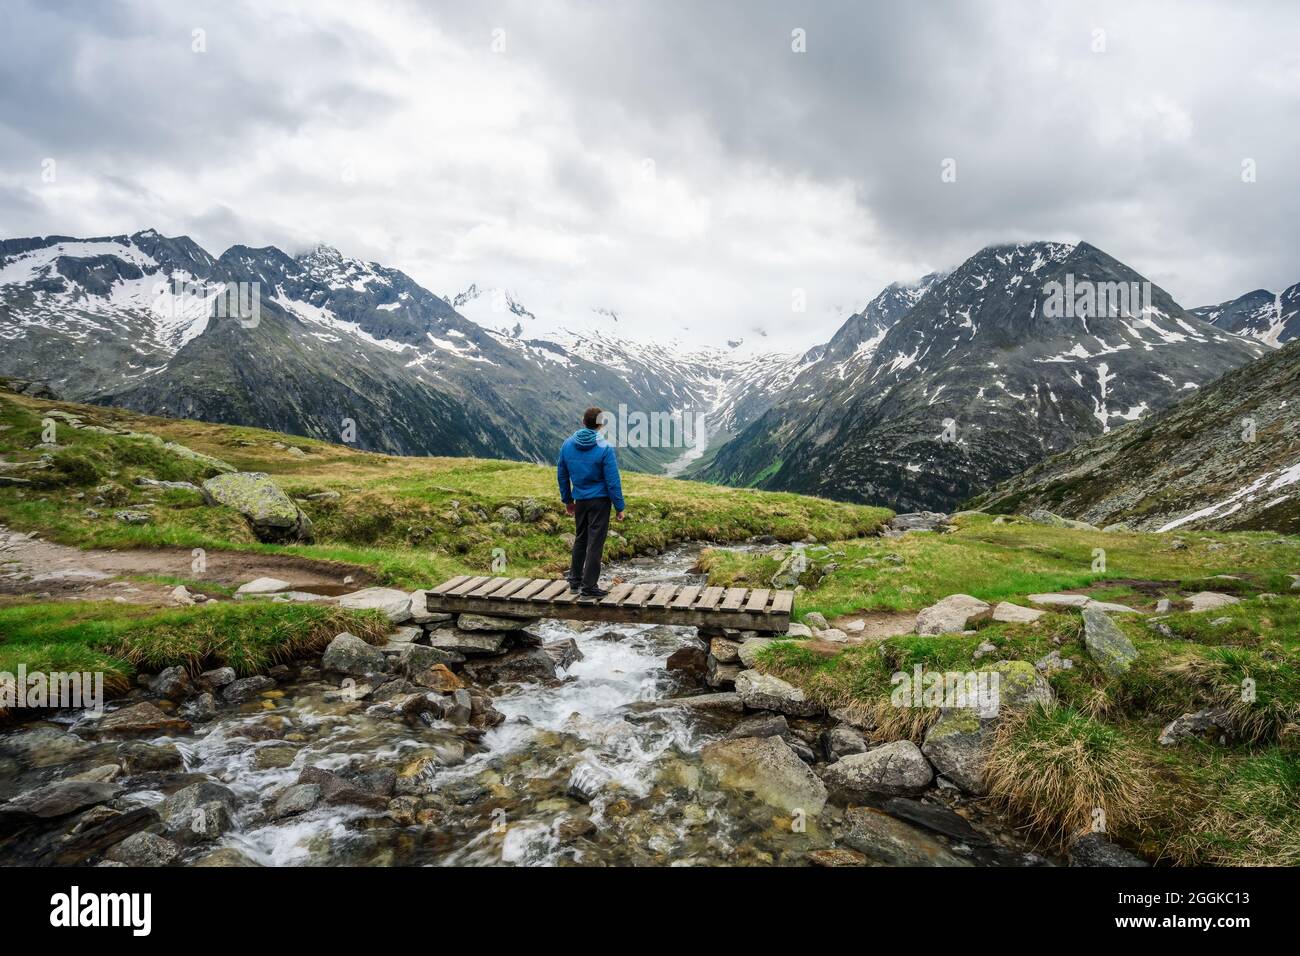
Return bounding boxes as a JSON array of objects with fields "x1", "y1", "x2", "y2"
[
  {"x1": 426, "y1": 628, "x2": 509, "y2": 656},
  {"x1": 921, "y1": 709, "x2": 991, "y2": 795},
  {"x1": 105, "y1": 831, "x2": 181, "y2": 867},
  {"x1": 915, "y1": 594, "x2": 992, "y2": 635},
  {"x1": 822, "y1": 740, "x2": 934, "y2": 798},
  {"x1": 992, "y1": 601, "x2": 1044, "y2": 624},
  {"x1": 1158, "y1": 707, "x2": 1233, "y2": 746},
  {"x1": 1185, "y1": 591, "x2": 1240, "y2": 613},
  {"x1": 201, "y1": 472, "x2": 312, "y2": 543},
  {"x1": 1082, "y1": 607, "x2": 1139, "y2": 676},
  {"x1": 983, "y1": 659, "x2": 1054, "y2": 708},
  {"x1": 700, "y1": 736, "x2": 827, "y2": 814},
  {"x1": 456, "y1": 613, "x2": 531, "y2": 632}
]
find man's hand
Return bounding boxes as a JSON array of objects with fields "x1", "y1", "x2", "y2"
[
  {"x1": 565, "y1": 502, "x2": 576, "y2": 516},
  {"x1": 616, "y1": 511, "x2": 626, "y2": 521}
]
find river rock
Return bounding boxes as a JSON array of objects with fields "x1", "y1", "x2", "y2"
[
  {"x1": 734, "y1": 669, "x2": 823, "y2": 716},
  {"x1": 148, "y1": 666, "x2": 191, "y2": 700},
  {"x1": 700, "y1": 736, "x2": 827, "y2": 814},
  {"x1": 118, "y1": 741, "x2": 183, "y2": 773},
  {"x1": 201, "y1": 472, "x2": 312, "y2": 543},
  {"x1": 1, "y1": 780, "x2": 120, "y2": 819},
  {"x1": 81, "y1": 702, "x2": 191, "y2": 737},
  {"x1": 298, "y1": 766, "x2": 389, "y2": 810},
  {"x1": 881, "y1": 796, "x2": 987, "y2": 844},
  {"x1": 1068, "y1": 832, "x2": 1149, "y2": 867},
  {"x1": 822, "y1": 740, "x2": 933, "y2": 799},
  {"x1": 322, "y1": 632, "x2": 387, "y2": 675},
  {"x1": 394, "y1": 643, "x2": 464, "y2": 676},
  {"x1": 194, "y1": 847, "x2": 262, "y2": 867},
  {"x1": 271, "y1": 783, "x2": 322, "y2": 820},
  {"x1": 806, "y1": 847, "x2": 868, "y2": 867},
  {"x1": 198, "y1": 666, "x2": 237, "y2": 690},
  {"x1": 803, "y1": 612, "x2": 829, "y2": 630},
  {"x1": 727, "y1": 713, "x2": 790, "y2": 740},
  {"x1": 411, "y1": 664, "x2": 466, "y2": 692},
  {"x1": 158, "y1": 781, "x2": 238, "y2": 840},
  {"x1": 820, "y1": 725, "x2": 868, "y2": 761},
  {"x1": 1082, "y1": 607, "x2": 1139, "y2": 676},
  {"x1": 0, "y1": 727, "x2": 93, "y2": 768},
  {"x1": 236, "y1": 576, "x2": 292, "y2": 595},
  {"x1": 457, "y1": 613, "x2": 532, "y2": 632},
  {"x1": 915, "y1": 595, "x2": 992, "y2": 635},
  {"x1": 666, "y1": 646, "x2": 708, "y2": 679},
  {"x1": 921, "y1": 709, "x2": 991, "y2": 795},
  {"x1": 222, "y1": 675, "x2": 277, "y2": 703},
  {"x1": 463, "y1": 648, "x2": 557, "y2": 684},
  {"x1": 1185, "y1": 591, "x2": 1240, "y2": 613},
  {"x1": 992, "y1": 601, "x2": 1044, "y2": 624},
  {"x1": 660, "y1": 692, "x2": 744, "y2": 714},
  {"x1": 105, "y1": 831, "x2": 181, "y2": 866},
  {"x1": 384, "y1": 626, "x2": 422, "y2": 645},
  {"x1": 706, "y1": 655, "x2": 741, "y2": 689},
  {"x1": 839, "y1": 806, "x2": 971, "y2": 866},
  {"x1": 543, "y1": 638, "x2": 583, "y2": 670},
  {"x1": 426, "y1": 628, "x2": 509, "y2": 656},
  {"x1": 338, "y1": 587, "x2": 413, "y2": 623}
]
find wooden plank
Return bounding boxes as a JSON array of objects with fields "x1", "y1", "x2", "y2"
[
  {"x1": 669, "y1": 585, "x2": 700, "y2": 609},
  {"x1": 469, "y1": 576, "x2": 512, "y2": 598},
  {"x1": 622, "y1": 584, "x2": 657, "y2": 607},
  {"x1": 769, "y1": 591, "x2": 793, "y2": 615},
  {"x1": 646, "y1": 584, "x2": 678, "y2": 608},
  {"x1": 449, "y1": 576, "x2": 491, "y2": 596},
  {"x1": 431, "y1": 575, "x2": 470, "y2": 595},
  {"x1": 721, "y1": 587, "x2": 748, "y2": 611},
  {"x1": 600, "y1": 583, "x2": 636, "y2": 606},
  {"x1": 513, "y1": 579, "x2": 551, "y2": 601},
  {"x1": 695, "y1": 587, "x2": 724, "y2": 610},
  {"x1": 743, "y1": 588, "x2": 770, "y2": 612},
  {"x1": 490, "y1": 578, "x2": 532, "y2": 600},
  {"x1": 529, "y1": 579, "x2": 572, "y2": 602}
]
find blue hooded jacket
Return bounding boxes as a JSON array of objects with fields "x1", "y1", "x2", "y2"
[{"x1": 557, "y1": 428, "x2": 625, "y2": 512}]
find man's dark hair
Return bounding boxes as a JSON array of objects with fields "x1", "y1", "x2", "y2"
[{"x1": 583, "y1": 406, "x2": 603, "y2": 429}]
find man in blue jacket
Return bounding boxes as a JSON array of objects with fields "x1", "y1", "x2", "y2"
[{"x1": 557, "y1": 406, "x2": 626, "y2": 598}]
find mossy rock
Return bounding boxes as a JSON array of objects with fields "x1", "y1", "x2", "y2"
[{"x1": 201, "y1": 472, "x2": 312, "y2": 543}]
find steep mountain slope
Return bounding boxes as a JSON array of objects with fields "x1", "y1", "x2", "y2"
[
  {"x1": 703, "y1": 241, "x2": 1269, "y2": 511},
  {"x1": 1191, "y1": 281, "x2": 1300, "y2": 347},
  {"x1": 0, "y1": 231, "x2": 795, "y2": 473},
  {"x1": 970, "y1": 338, "x2": 1300, "y2": 533}
]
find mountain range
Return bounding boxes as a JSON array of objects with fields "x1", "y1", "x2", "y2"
[{"x1": 0, "y1": 229, "x2": 1291, "y2": 517}]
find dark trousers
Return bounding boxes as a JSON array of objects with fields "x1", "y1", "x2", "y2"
[{"x1": 569, "y1": 497, "x2": 611, "y2": 590}]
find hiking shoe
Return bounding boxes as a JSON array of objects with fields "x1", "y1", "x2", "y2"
[
  {"x1": 565, "y1": 579, "x2": 581, "y2": 591},
  {"x1": 580, "y1": 587, "x2": 610, "y2": 599}
]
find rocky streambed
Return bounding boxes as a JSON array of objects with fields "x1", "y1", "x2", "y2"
[{"x1": 0, "y1": 546, "x2": 1060, "y2": 867}]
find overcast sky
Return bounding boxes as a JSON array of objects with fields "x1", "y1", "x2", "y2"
[{"x1": 1, "y1": 0, "x2": 1297, "y2": 350}]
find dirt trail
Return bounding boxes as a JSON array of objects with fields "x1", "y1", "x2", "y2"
[{"x1": 0, "y1": 525, "x2": 374, "y2": 605}]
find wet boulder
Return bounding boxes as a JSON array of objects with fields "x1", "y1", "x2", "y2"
[
  {"x1": 322, "y1": 632, "x2": 387, "y2": 676},
  {"x1": 701, "y1": 736, "x2": 827, "y2": 814}
]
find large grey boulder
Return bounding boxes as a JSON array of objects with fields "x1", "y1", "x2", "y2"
[
  {"x1": 915, "y1": 595, "x2": 992, "y2": 635},
  {"x1": 887, "y1": 512, "x2": 949, "y2": 533},
  {"x1": 322, "y1": 632, "x2": 386, "y2": 675},
  {"x1": 822, "y1": 740, "x2": 934, "y2": 798},
  {"x1": 700, "y1": 736, "x2": 827, "y2": 814},
  {"x1": 463, "y1": 648, "x2": 556, "y2": 684},
  {"x1": 992, "y1": 601, "x2": 1044, "y2": 624},
  {"x1": 734, "y1": 669, "x2": 824, "y2": 717},
  {"x1": 407, "y1": 590, "x2": 453, "y2": 625},
  {"x1": 338, "y1": 587, "x2": 413, "y2": 623},
  {"x1": 200, "y1": 472, "x2": 312, "y2": 543},
  {"x1": 1082, "y1": 607, "x2": 1139, "y2": 676}
]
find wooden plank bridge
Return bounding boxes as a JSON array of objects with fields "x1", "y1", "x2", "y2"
[{"x1": 425, "y1": 576, "x2": 795, "y2": 633}]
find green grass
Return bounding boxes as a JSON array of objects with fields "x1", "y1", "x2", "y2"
[
  {"x1": 0, "y1": 601, "x2": 391, "y2": 697},
  {"x1": 0, "y1": 390, "x2": 892, "y2": 588}
]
